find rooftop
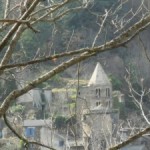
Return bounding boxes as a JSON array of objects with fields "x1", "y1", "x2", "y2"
[
  {"x1": 23, "y1": 119, "x2": 51, "y2": 127},
  {"x1": 88, "y1": 62, "x2": 111, "y2": 86}
]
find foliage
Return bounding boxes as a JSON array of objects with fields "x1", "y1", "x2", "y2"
[
  {"x1": 109, "y1": 75, "x2": 122, "y2": 90},
  {"x1": 69, "y1": 102, "x2": 76, "y2": 109},
  {"x1": 113, "y1": 97, "x2": 126, "y2": 119},
  {"x1": 126, "y1": 63, "x2": 139, "y2": 84},
  {"x1": 67, "y1": 0, "x2": 117, "y2": 29},
  {"x1": 20, "y1": 23, "x2": 52, "y2": 60},
  {"x1": 0, "y1": 138, "x2": 20, "y2": 150},
  {"x1": 37, "y1": 75, "x2": 66, "y2": 89},
  {"x1": 54, "y1": 116, "x2": 67, "y2": 129},
  {"x1": 51, "y1": 74, "x2": 61, "y2": 83},
  {"x1": 19, "y1": 140, "x2": 24, "y2": 150},
  {"x1": 52, "y1": 88, "x2": 76, "y2": 93},
  {"x1": 69, "y1": 94, "x2": 76, "y2": 100},
  {"x1": 125, "y1": 95, "x2": 139, "y2": 111},
  {"x1": 10, "y1": 104, "x2": 25, "y2": 113},
  {"x1": 92, "y1": 0, "x2": 117, "y2": 12},
  {"x1": 67, "y1": 9, "x2": 96, "y2": 29},
  {"x1": 0, "y1": 1, "x2": 4, "y2": 18},
  {"x1": 0, "y1": 75, "x2": 17, "y2": 102},
  {"x1": 66, "y1": 114, "x2": 76, "y2": 126}
]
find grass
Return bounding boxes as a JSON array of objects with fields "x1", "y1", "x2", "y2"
[{"x1": 52, "y1": 88, "x2": 76, "y2": 93}]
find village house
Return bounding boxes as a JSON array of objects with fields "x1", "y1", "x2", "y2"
[
  {"x1": 23, "y1": 119, "x2": 66, "y2": 150},
  {"x1": 17, "y1": 88, "x2": 76, "y2": 120},
  {"x1": 17, "y1": 88, "x2": 52, "y2": 119}
]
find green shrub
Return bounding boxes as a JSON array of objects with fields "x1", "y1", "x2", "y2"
[
  {"x1": 54, "y1": 116, "x2": 67, "y2": 129},
  {"x1": 69, "y1": 103, "x2": 76, "y2": 109},
  {"x1": 109, "y1": 75, "x2": 122, "y2": 90},
  {"x1": 10, "y1": 105, "x2": 25, "y2": 113}
]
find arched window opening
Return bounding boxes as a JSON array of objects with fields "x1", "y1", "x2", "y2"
[
  {"x1": 106, "y1": 88, "x2": 110, "y2": 97},
  {"x1": 96, "y1": 101, "x2": 101, "y2": 106},
  {"x1": 96, "y1": 102, "x2": 99, "y2": 106},
  {"x1": 96, "y1": 89, "x2": 101, "y2": 98}
]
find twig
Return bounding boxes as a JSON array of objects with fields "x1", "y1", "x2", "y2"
[
  {"x1": 0, "y1": 19, "x2": 39, "y2": 33},
  {"x1": 4, "y1": 0, "x2": 10, "y2": 19},
  {"x1": 26, "y1": 22, "x2": 40, "y2": 33},
  {"x1": 138, "y1": 35, "x2": 150, "y2": 63},
  {"x1": 0, "y1": 0, "x2": 40, "y2": 53},
  {"x1": 92, "y1": 10, "x2": 108, "y2": 48},
  {"x1": 0, "y1": 19, "x2": 29, "y2": 24},
  {"x1": 0, "y1": 47, "x2": 89, "y2": 71}
]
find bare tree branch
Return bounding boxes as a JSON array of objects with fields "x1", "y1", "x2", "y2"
[
  {"x1": 0, "y1": 9, "x2": 150, "y2": 70},
  {"x1": 125, "y1": 69, "x2": 150, "y2": 125},
  {"x1": 138, "y1": 35, "x2": 150, "y2": 63},
  {"x1": 4, "y1": 0, "x2": 11, "y2": 19},
  {"x1": 1, "y1": 1, "x2": 150, "y2": 150},
  {"x1": 1, "y1": 8, "x2": 150, "y2": 117},
  {"x1": 0, "y1": 47, "x2": 88, "y2": 71},
  {"x1": 0, "y1": 19, "x2": 30, "y2": 24},
  {"x1": 92, "y1": 10, "x2": 109, "y2": 48},
  {"x1": 0, "y1": 0, "x2": 40, "y2": 53},
  {"x1": 109, "y1": 126, "x2": 150, "y2": 150}
]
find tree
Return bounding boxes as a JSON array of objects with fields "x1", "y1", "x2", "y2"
[
  {"x1": 54, "y1": 116, "x2": 67, "y2": 129},
  {"x1": 1, "y1": 0, "x2": 150, "y2": 149}
]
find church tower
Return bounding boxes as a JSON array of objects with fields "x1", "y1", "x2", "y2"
[
  {"x1": 76, "y1": 62, "x2": 118, "y2": 150},
  {"x1": 77, "y1": 62, "x2": 112, "y2": 116}
]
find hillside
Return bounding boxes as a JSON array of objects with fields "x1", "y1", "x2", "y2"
[
  {"x1": 12, "y1": 0, "x2": 150, "y2": 83},
  {"x1": 0, "y1": 0, "x2": 150, "y2": 111}
]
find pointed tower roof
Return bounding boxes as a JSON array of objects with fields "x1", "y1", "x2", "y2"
[{"x1": 88, "y1": 62, "x2": 111, "y2": 86}]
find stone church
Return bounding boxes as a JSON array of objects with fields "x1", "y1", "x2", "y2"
[{"x1": 76, "y1": 62, "x2": 119, "y2": 150}]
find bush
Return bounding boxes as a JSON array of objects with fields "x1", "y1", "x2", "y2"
[
  {"x1": 109, "y1": 75, "x2": 122, "y2": 90},
  {"x1": 54, "y1": 116, "x2": 67, "y2": 129},
  {"x1": 113, "y1": 97, "x2": 126, "y2": 119},
  {"x1": 10, "y1": 105, "x2": 25, "y2": 113}
]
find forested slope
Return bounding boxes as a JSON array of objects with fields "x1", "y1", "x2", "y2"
[{"x1": 1, "y1": 0, "x2": 150, "y2": 111}]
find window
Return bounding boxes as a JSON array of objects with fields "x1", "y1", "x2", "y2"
[
  {"x1": 106, "y1": 88, "x2": 110, "y2": 97},
  {"x1": 63, "y1": 107, "x2": 67, "y2": 112},
  {"x1": 99, "y1": 89, "x2": 101, "y2": 97},
  {"x1": 33, "y1": 102, "x2": 36, "y2": 108},
  {"x1": 0, "y1": 131, "x2": 2, "y2": 138},
  {"x1": 59, "y1": 140, "x2": 64, "y2": 146},
  {"x1": 96, "y1": 102, "x2": 98, "y2": 106},
  {"x1": 96, "y1": 89, "x2": 98, "y2": 95},
  {"x1": 101, "y1": 139, "x2": 106, "y2": 149},
  {"x1": 29, "y1": 144, "x2": 34, "y2": 149},
  {"x1": 25, "y1": 127, "x2": 35, "y2": 138},
  {"x1": 96, "y1": 101, "x2": 101, "y2": 106},
  {"x1": 83, "y1": 115, "x2": 86, "y2": 121},
  {"x1": 96, "y1": 89, "x2": 101, "y2": 98}
]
